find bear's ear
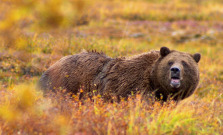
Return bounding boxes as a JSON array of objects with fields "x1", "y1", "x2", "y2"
[
  {"x1": 193, "y1": 53, "x2": 201, "y2": 63},
  {"x1": 160, "y1": 47, "x2": 171, "y2": 57}
]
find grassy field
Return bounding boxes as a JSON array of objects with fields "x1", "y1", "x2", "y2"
[{"x1": 0, "y1": 0, "x2": 223, "y2": 134}]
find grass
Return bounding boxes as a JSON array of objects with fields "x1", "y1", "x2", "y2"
[{"x1": 0, "y1": 0, "x2": 223, "y2": 134}]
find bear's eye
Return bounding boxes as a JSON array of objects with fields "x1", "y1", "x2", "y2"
[
  {"x1": 182, "y1": 61, "x2": 188, "y2": 67},
  {"x1": 168, "y1": 61, "x2": 174, "y2": 66}
]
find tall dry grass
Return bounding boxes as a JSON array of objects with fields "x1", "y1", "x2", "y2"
[{"x1": 0, "y1": 0, "x2": 222, "y2": 134}]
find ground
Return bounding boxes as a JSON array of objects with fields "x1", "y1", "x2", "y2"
[{"x1": 0, "y1": 0, "x2": 222, "y2": 134}]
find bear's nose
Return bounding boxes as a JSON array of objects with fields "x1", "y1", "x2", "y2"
[{"x1": 171, "y1": 67, "x2": 180, "y2": 73}]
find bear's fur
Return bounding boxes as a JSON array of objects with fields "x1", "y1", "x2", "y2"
[{"x1": 38, "y1": 47, "x2": 201, "y2": 102}]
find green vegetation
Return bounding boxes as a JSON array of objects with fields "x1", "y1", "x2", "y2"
[{"x1": 0, "y1": 0, "x2": 222, "y2": 134}]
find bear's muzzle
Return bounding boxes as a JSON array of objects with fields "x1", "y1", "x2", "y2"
[{"x1": 170, "y1": 66, "x2": 181, "y2": 88}]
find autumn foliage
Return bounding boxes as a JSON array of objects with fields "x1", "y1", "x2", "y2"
[{"x1": 0, "y1": 0, "x2": 222, "y2": 134}]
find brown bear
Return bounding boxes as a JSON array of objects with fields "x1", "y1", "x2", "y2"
[{"x1": 38, "y1": 47, "x2": 201, "y2": 102}]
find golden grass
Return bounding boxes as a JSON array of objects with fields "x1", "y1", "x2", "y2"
[
  {"x1": 0, "y1": 83, "x2": 222, "y2": 134},
  {"x1": 0, "y1": 0, "x2": 223, "y2": 134}
]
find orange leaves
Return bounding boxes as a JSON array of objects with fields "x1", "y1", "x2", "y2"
[
  {"x1": 0, "y1": 0, "x2": 90, "y2": 48},
  {"x1": 0, "y1": 82, "x2": 222, "y2": 134},
  {"x1": 0, "y1": 0, "x2": 223, "y2": 134}
]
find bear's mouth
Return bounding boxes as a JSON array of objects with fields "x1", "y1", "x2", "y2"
[{"x1": 170, "y1": 77, "x2": 181, "y2": 88}]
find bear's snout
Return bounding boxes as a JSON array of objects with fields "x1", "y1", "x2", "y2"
[
  {"x1": 171, "y1": 67, "x2": 180, "y2": 77},
  {"x1": 170, "y1": 66, "x2": 181, "y2": 88}
]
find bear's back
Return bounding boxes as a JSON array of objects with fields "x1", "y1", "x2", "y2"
[{"x1": 38, "y1": 51, "x2": 112, "y2": 93}]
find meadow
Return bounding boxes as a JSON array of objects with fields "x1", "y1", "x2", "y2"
[{"x1": 0, "y1": 0, "x2": 222, "y2": 134}]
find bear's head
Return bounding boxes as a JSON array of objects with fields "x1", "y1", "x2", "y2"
[{"x1": 151, "y1": 47, "x2": 201, "y2": 101}]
